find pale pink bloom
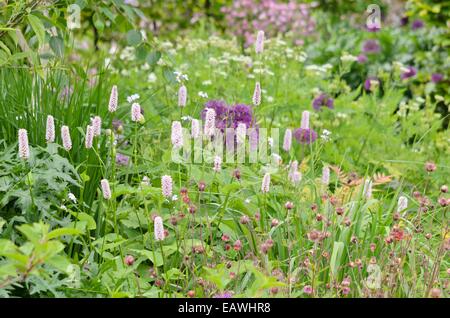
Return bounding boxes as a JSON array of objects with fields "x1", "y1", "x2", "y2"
[
  {"x1": 397, "y1": 196, "x2": 408, "y2": 212},
  {"x1": 261, "y1": 173, "x2": 271, "y2": 193},
  {"x1": 283, "y1": 129, "x2": 292, "y2": 151},
  {"x1": 100, "y1": 179, "x2": 112, "y2": 199},
  {"x1": 154, "y1": 216, "x2": 165, "y2": 241},
  {"x1": 131, "y1": 103, "x2": 141, "y2": 122},
  {"x1": 236, "y1": 123, "x2": 247, "y2": 144},
  {"x1": 18, "y1": 129, "x2": 30, "y2": 160},
  {"x1": 108, "y1": 85, "x2": 118, "y2": 112},
  {"x1": 301, "y1": 111, "x2": 310, "y2": 129},
  {"x1": 46, "y1": 115, "x2": 55, "y2": 143},
  {"x1": 213, "y1": 155, "x2": 222, "y2": 172},
  {"x1": 291, "y1": 171, "x2": 302, "y2": 185},
  {"x1": 178, "y1": 85, "x2": 187, "y2": 107},
  {"x1": 191, "y1": 119, "x2": 200, "y2": 139},
  {"x1": 61, "y1": 125, "x2": 72, "y2": 151},
  {"x1": 92, "y1": 116, "x2": 102, "y2": 136},
  {"x1": 85, "y1": 125, "x2": 94, "y2": 149},
  {"x1": 171, "y1": 121, "x2": 183, "y2": 149},
  {"x1": 322, "y1": 166, "x2": 330, "y2": 186},
  {"x1": 204, "y1": 108, "x2": 216, "y2": 136},
  {"x1": 161, "y1": 175, "x2": 173, "y2": 198},
  {"x1": 252, "y1": 82, "x2": 261, "y2": 106},
  {"x1": 255, "y1": 30, "x2": 265, "y2": 54},
  {"x1": 249, "y1": 129, "x2": 258, "y2": 151}
]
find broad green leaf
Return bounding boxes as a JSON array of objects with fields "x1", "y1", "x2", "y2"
[
  {"x1": 27, "y1": 14, "x2": 46, "y2": 47},
  {"x1": 126, "y1": 30, "x2": 142, "y2": 46},
  {"x1": 330, "y1": 241, "x2": 344, "y2": 277},
  {"x1": 47, "y1": 227, "x2": 82, "y2": 239}
]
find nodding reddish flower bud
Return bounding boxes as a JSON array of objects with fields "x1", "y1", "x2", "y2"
[
  {"x1": 265, "y1": 239, "x2": 274, "y2": 247},
  {"x1": 198, "y1": 181, "x2": 206, "y2": 192},
  {"x1": 204, "y1": 108, "x2": 216, "y2": 136},
  {"x1": 225, "y1": 244, "x2": 231, "y2": 251},
  {"x1": 171, "y1": 121, "x2": 183, "y2": 149},
  {"x1": 92, "y1": 116, "x2": 102, "y2": 136},
  {"x1": 255, "y1": 30, "x2": 265, "y2": 54},
  {"x1": 233, "y1": 240, "x2": 242, "y2": 251},
  {"x1": 260, "y1": 243, "x2": 269, "y2": 254},
  {"x1": 178, "y1": 85, "x2": 187, "y2": 107},
  {"x1": 85, "y1": 125, "x2": 94, "y2": 149},
  {"x1": 254, "y1": 211, "x2": 260, "y2": 221},
  {"x1": 285, "y1": 201, "x2": 294, "y2": 210},
  {"x1": 108, "y1": 85, "x2": 118, "y2": 113},
  {"x1": 161, "y1": 175, "x2": 173, "y2": 198},
  {"x1": 301, "y1": 111, "x2": 310, "y2": 129},
  {"x1": 213, "y1": 155, "x2": 222, "y2": 172},
  {"x1": 393, "y1": 212, "x2": 400, "y2": 221},
  {"x1": 233, "y1": 169, "x2": 241, "y2": 180},
  {"x1": 188, "y1": 205, "x2": 197, "y2": 214},
  {"x1": 336, "y1": 207, "x2": 344, "y2": 215},
  {"x1": 329, "y1": 196, "x2": 338, "y2": 206},
  {"x1": 124, "y1": 255, "x2": 135, "y2": 266},
  {"x1": 187, "y1": 290, "x2": 195, "y2": 298},
  {"x1": 440, "y1": 185, "x2": 448, "y2": 193},
  {"x1": 182, "y1": 196, "x2": 190, "y2": 204},
  {"x1": 425, "y1": 161, "x2": 436, "y2": 172},
  {"x1": 240, "y1": 215, "x2": 250, "y2": 224},
  {"x1": 303, "y1": 285, "x2": 313, "y2": 295},
  {"x1": 430, "y1": 288, "x2": 441, "y2": 298},
  {"x1": 46, "y1": 115, "x2": 55, "y2": 143},
  {"x1": 261, "y1": 173, "x2": 271, "y2": 193},
  {"x1": 351, "y1": 236, "x2": 358, "y2": 244},
  {"x1": 191, "y1": 119, "x2": 200, "y2": 139},
  {"x1": 316, "y1": 214, "x2": 323, "y2": 222},
  {"x1": 155, "y1": 279, "x2": 163, "y2": 287},
  {"x1": 425, "y1": 233, "x2": 432, "y2": 240},
  {"x1": 438, "y1": 197, "x2": 449, "y2": 207},
  {"x1": 163, "y1": 229, "x2": 169, "y2": 238},
  {"x1": 18, "y1": 129, "x2": 30, "y2": 160},
  {"x1": 270, "y1": 287, "x2": 278, "y2": 295},
  {"x1": 413, "y1": 191, "x2": 421, "y2": 199},
  {"x1": 370, "y1": 243, "x2": 376, "y2": 252},
  {"x1": 170, "y1": 216, "x2": 178, "y2": 226},
  {"x1": 180, "y1": 187, "x2": 188, "y2": 196},
  {"x1": 178, "y1": 212, "x2": 185, "y2": 219},
  {"x1": 100, "y1": 179, "x2": 111, "y2": 200},
  {"x1": 221, "y1": 234, "x2": 230, "y2": 242},
  {"x1": 311, "y1": 203, "x2": 318, "y2": 212},
  {"x1": 343, "y1": 217, "x2": 351, "y2": 227},
  {"x1": 61, "y1": 125, "x2": 72, "y2": 151},
  {"x1": 229, "y1": 272, "x2": 236, "y2": 279},
  {"x1": 385, "y1": 235, "x2": 394, "y2": 244},
  {"x1": 271, "y1": 219, "x2": 279, "y2": 227},
  {"x1": 283, "y1": 129, "x2": 292, "y2": 152},
  {"x1": 341, "y1": 287, "x2": 350, "y2": 295},
  {"x1": 252, "y1": 82, "x2": 261, "y2": 106},
  {"x1": 154, "y1": 216, "x2": 165, "y2": 241}
]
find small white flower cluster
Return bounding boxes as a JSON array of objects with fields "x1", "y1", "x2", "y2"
[
  {"x1": 174, "y1": 71, "x2": 189, "y2": 83},
  {"x1": 340, "y1": 52, "x2": 358, "y2": 63},
  {"x1": 127, "y1": 94, "x2": 140, "y2": 103},
  {"x1": 198, "y1": 91, "x2": 208, "y2": 98},
  {"x1": 321, "y1": 129, "x2": 332, "y2": 142}
]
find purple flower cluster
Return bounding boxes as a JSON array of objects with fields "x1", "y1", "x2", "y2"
[
  {"x1": 294, "y1": 128, "x2": 317, "y2": 145},
  {"x1": 431, "y1": 73, "x2": 444, "y2": 83},
  {"x1": 116, "y1": 153, "x2": 130, "y2": 166},
  {"x1": 364, "y1": 77, "x2": 381, "y2": 92},
  {"x1": 221, "y1": 0, "x2": 315, "y2": 47},
  {"x1": 312, "y1": 93, "x2": 334, "y2": 111},
  {"x1": 401, "y1": 66, "x2": 417, "y2": 80},
  {"x1": 411, "y1": 19, "x2": 424, "y2": 30},
  {"x1": 362, "y1": 39, "x2": 380, "y2": 54},
  {"x1": 201, "y1": 100, "x2": 255, "y2": 130}
]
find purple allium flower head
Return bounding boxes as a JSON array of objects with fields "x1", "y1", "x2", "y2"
[
  {"x1": 401, "y1": 66, "x2": 417, "y2": 80},
  {"x1": 294, "y1": 128, "x2": 318, "y2": 144},
  {"x1": 362, "y1": 39, "x2": 380, "y2": 54},
  {"x1": 366, "y1": 25, "x2": 380, "y2": 32},
  {"x1": 202, "y1": 100, "x2": 229, "y2": 131},
  {"x1": 231, "y1": 103, "x2": 253, "y2": 128},
  {"x1": 357, "y1": 54, "x2": 368, "y2": 64},
  {"x1": 116, "y1": 153, "x2": 130, "y2": 166},
  {"x1": 400, "y1": 16, "x2": 409, "y2": 26},
  {"x1": 312, "y1": 93, "x2": 334, "y2": 111},
  {"x1": 431, "y1": 73, "x2": 444, "y2": 83},
  {"x1": 411, "y1": 19, "x2": 424, "y2": 30}
]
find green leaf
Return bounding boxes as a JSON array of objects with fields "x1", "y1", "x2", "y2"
[
  {"x1": 147, "y1": 51, "x2": 161, "y2": 66},
  {"x1": 126, "y1": 30, "x2": 142, "y2": 46},
  {"x1": 49, "y1": 37, "x2": 64, "y2": 58},
  {"x1": 330, "y1": 241, "x2": 344, "y2": 277},
  {"x1": 27, "y1": 14, "x2": 46, "y2": 47},
  {"x1": 47, "y1": 227, "x2": 82, "y2": 239}
]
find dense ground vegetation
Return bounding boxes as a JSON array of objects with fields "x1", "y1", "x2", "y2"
[{"x1": 0, "y1": 0, "x2": 448, "y2": 298}]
